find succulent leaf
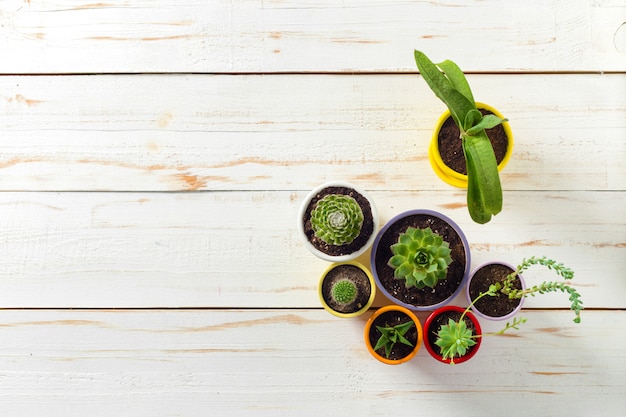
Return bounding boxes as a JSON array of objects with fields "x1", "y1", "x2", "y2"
[
  {"x1": 435, "y1": 318, "x2": 477, "y2": 362},
  {"x1": 373, "y1": 321, "x2": 415, "y2": 359},
  {"x1": 311, "y1": 194, "x2": 364, "y2": 245},
  {"x1": 387, "y1": 227, "x2": 452, "y2": 289}
]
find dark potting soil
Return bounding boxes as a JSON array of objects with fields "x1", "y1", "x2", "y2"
[
  {"x1": 438, "y1": 108, "x2": 509, "y2": 175},
  {"x1": 321, "y1": 264, "x2": 372, "y2": 314},
  {"x1": 302, "y1": 186, "x2": 374, "y2": 257},
  {"x1": 373, "y1": 214, "x2": 467, "y2": 308},
  {"x1": 426, "y1": 310, "x2": 478, "y2": 360},
  {"x1": 368, "y1": 310, "x2": 418, "y2": 361},
  {"x1": 468, "y1": 263, "x2": 523, "y2": 318}
]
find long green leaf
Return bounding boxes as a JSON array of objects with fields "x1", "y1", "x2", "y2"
[
  {"x1": 414, "y1": 50, "x2": 475, "y2": 128},
  {"x1": 437, "y1": 59, "x2": 474, "y2": 103},
  {"x1": 466, "y1": 115, "x2": 508, "y2": 136},
  {"x1": 463, "y1": 131, "x2": 502, "y2": 223}
]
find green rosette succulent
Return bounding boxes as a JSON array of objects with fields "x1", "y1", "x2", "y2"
[
  {"x1": 311, "y1": 195, "x2": 364, "y2": 246},
  {"x1": 331, "y1": 279, "x2": 358, "y2": 305},
  {"x1": 388, "y1": 227, "x2": 452, "y2": 289},
  {"x1": 435, "y1": 318, "x2": 477, "y2": 363}
]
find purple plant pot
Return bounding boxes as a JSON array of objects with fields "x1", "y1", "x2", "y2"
[
  {"x1": 370, "y1": 209, "x2": 471, "y2": 312},
  {"x1": 466, "y1": 261, "x2": 526, "y2": 321}
]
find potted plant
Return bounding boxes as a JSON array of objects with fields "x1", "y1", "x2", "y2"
[
  {"x1": 465, "y1": 261, "x2": 525, "y2": 321},
  {"x1": 298, "y1": 181, "x2": 378, "y2": 262},
  {"x1": 428, "y1": 102, "x2": 513, "y2": 188},
  {"x1": 318, "y1": 261, "x2": 376, "y2": 318},
  {"x1": 363, "y1": 305, "x2": 423, "y2": 365},
  {"x1": 480, "y1": 256, "x2": 583, "y2": 323},
  {"x1": 424, "y1": 305, "x2": 483, "y2": 365},
  {"x1": 428, "y1": 256, "x2": 582, "y2": 364},
  {"x1": 370, "y1": 209, "x2": 470, "y2": 311},
  {"x1": 414, "y1": 50, "x2": 512, "y2": 224}
]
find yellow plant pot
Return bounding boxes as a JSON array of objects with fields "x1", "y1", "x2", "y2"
[
  {"x1": 318, "y1": 261, "x2": 376, "y2": 318},
  {"x1": 428, "y1": 102, "x2": 514, "y2": 188},
  {"x1": 363, "y1": 305, "x2": 423, "y2": 365}
]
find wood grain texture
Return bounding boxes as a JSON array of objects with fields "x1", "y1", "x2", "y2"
[
  {"x1": 0, "y1": 190, "x2": 622, "y2": 309},
  {"x1": 0, "y1": 309, "x2": 623, "y2": 417},
  {"x1": 1, "y1": 0, "x2": 624, "y2": 73},
  {"x1": 0, "y1": 74, "x2": 624, "y2": 191}
]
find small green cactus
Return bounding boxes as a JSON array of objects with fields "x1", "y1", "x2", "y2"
[
  {"x1": 388, "y1": 227, "x2": 452, "y2": 289},
  {"x1": 311, "y1": 194, "x2": 364, "y2": 245},
  {"x1": 331, "y1": 279, "x2": 358, "y2": 305}
]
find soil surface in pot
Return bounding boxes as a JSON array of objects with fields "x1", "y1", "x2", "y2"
[
  {"x1": 302, "y1": 186, "x2": 374, "y2": 257},
  {"x1": 438, "y1": 109, "x2": 509, "y2": 175},
  {"x1": 427, "y1": 309, "x2": 479, "y2": 361},
  {"x1": 374, "y1": 214, "x2": 466, "y2": 308},
  {"x1": 321, "y1": 264, "x2": 372, "y2": 314},
  {"x1": 368, "y1": 309, "x2": 418, "y2": 361},
  {"x1": 469, "y1": 263, "x2": 522, "y2": 318}
]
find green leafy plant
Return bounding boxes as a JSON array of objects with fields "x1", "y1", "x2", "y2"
[
  {"x1": 311, "y1": 194, "x2": 364, "y2": 245},
  {"x1": 498, "y1": 256, "x2": 583, "y2": 323},
  {"x1": 435, "y1": 256, "x2": 581, "y2": 363},
  {"x1": 414, "y1": 50, "x2": 507, "y2": 224},
  {"x1": 374, "y1": 321, "x2": 415, "y2": 359},
  {"x1": 330, "y1": 279, "x2": 358, "y2": 305},
  {"x1": 388, "y1": 227, "x2": 452, "y2": 289}
]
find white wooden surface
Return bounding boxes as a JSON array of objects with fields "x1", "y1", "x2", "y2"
[{"x1": 1, "y1": 1, "x2": 625, "y2": 416}]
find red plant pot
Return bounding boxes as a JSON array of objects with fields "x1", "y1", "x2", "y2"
[{"x1": 424, "y1": 305, "x2": 482, "y2": 364}]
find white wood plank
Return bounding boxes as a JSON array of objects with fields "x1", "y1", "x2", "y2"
[
  {"x1": 2, "y1": 0, "x2": 624, "y2": 73},
  {"x1": 0, "y1": 74, "x2": 624, "y2": 191},
  {"x1": 0, "y1": 190, "x2": 622, "y2": 309},
  {"x1": 0, "y1": 309, "x2": 623, "y2": 417}
]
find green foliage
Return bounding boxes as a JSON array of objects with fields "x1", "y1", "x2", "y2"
[
  {"x1": 414, "y1": 50, "x2": 507, "y2": 224},
  {"x1": 434, "y1": 256, "x2": 581, "y2": 364},
  {"x1": 374, "y1": 321, "x2": 415, "y2": 359},
  {"x1": 388, "y1": 227, "x2": 452, "y2": 289},
  {"x1": 500, "y1": 256, "x2": 583, "y2": 323},
  {"x1": 311, "y1": 194, "x2": 364, "y2": 245},
  {"x1": 435, "y1": 318, "x2": 476, "y2": 363},
  {"x1": 331, "y1": 279, "x2": 357, "y2": 305}
]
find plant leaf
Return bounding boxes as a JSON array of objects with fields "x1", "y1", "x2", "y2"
[
  {"x1": 466, "y1": 115, "x2": 508, "y2": 136},
  {"x1": 414, "y1": 50, "x2": 476, "y2": 128},
  {"x1": 463, "y1": 109, "x2": 482, "y2": 132},
  {"x1": 436, "y1": 59, "x2": 475, "y2": 103},
  {"x1": 463, "y1": 130, "x2": 502, "y2": 224}
]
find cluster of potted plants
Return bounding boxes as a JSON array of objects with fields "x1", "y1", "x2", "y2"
[{"x1": 297, "y1": 51, "x2": 582, "y2": 365}]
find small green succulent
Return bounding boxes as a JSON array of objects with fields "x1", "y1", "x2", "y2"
[
  {"x1": 331, "y1": 279, "x2": 358, "y2": 305},
  {"x1": 374, "y1": 321, "x2": 415, "y2": 359},
  {"x1": 435, "y1": 318, "x2": 477, "y2": 363},
  {"x1": 311, "y1": 194, "x2": 364, "y2": 245},
  {"x1": 388, "y1": 227, "x2": 452, "y2": 289}
]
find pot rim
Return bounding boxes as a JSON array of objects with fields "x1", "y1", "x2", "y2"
[
  {"x1": 369, "y1": 209, "x2": 471, "y2": 311},
  {"x1": 318, "y1": 261, "x2": 376, "y2": 318},
  {"x1": 466, "y1": 261, "x2": 526, "y2": 321},
  {"x1": 423, "y1": 305, "x2": 482, "y2": 364},
  {"x1": 363, "y1": 304, "x2": 423, "y2": 365},
  {"x1": 297, "y1": 181, "x2": 379, "y2": 262},
  {"x1": 429, "y1": 102, "x2": 514, "y2": 188}
]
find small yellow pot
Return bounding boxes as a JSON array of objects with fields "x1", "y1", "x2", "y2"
[
  {"x1": 318, "y1": 261, "x2": 376, "y2": 318},
  {"x1": 428, "y1": 102, "x2": 514, "y2": 188}
]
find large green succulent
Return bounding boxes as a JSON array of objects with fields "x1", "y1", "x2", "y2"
[
  {"x1": 311, "y1": 195, "x2": 364, "y2": 245},
  {"x1": 388, "y1": 227, "x2": 452, "y2": 289}
]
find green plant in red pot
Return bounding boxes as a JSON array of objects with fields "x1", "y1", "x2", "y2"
[
  {"x1": 414, "y1": 50, "x2": 512, "y2": 224},
  {"x1": 427, "y1": 256, "x2": 583, "y2": 364}
]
